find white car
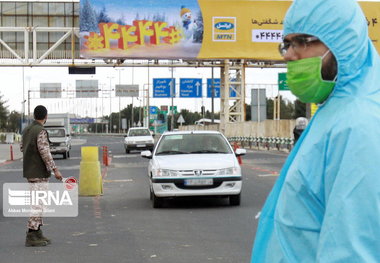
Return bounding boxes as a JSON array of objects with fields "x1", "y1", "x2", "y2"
[
  {"x1": 141, "y1": 130, "x2": 246, "y2": 208},
  {"x1": 45, "y1": 127, "x2": 71, "y2": 159},
  {"x1": 124, "y1": 127, "x2": 155, "y2": 154}
]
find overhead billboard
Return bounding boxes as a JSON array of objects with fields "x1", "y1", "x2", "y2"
[
  {"x1": 40, "y1": 83, "x2": 62, "y2": 98},
  {"x1": 115, "y1": 84, "x2": 139, "y2": 97},
  {"x1": 79, "y1": 1, "x2": 380, "y2": 60},
  {"x1": 76, "y1": 80, "x2": 99, "y2": 98}
]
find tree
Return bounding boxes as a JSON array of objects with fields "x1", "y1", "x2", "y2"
[
  {"x1": 294, "y1": 99, "x2": 307, "y2": 118},
  {"x1": 7, "y1": 111, "x2": 21, "y2": 132},
  {"x1": 0, "y1": 94, "x2": 8, "y2": 131},
  {"x1": 80, "y1": 0, "x2": 98, "y2": 32},
  {"x1": 266, "y1": 97, "x2": 295, "y2": 120},
  {"x1": 245, "y1": 103, "x2": 251, "y2": 121},
  {"x1": 97, "y1": 7, "x2": 111, "y2": 24},
  {"x1": 116, "y1": 15, "x2": 126, "y2": 25}
]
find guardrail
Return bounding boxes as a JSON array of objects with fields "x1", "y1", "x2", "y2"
[{"x1": 228, "y1": 136, "x2": 294, "y2": 152}]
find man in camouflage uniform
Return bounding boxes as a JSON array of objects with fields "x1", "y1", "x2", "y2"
[{"x1": 21, "y1": 105, "x2": 62, "y2": 247}]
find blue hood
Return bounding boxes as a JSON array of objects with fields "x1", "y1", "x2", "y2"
[
  {"x1": 251, "y1": 0, "x2": 380, "y2": 262},
  {"x1": 284, "y1": 0, "x2": 378, "y2": 98}
]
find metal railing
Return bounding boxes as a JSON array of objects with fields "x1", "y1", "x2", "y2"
[{"x1": 228, "y1": 136, "x2": 294, "y2": 152}]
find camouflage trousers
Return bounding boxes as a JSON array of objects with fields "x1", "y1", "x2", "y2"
[{"x1": 27, "y1": 178, "x2": 49, "y2": 230}]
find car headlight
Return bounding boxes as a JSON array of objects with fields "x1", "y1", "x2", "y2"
[
  {"x1": 60, "y1": 142, "x2": 66, "y2": 146},
  {"x1": 215, "y1": 167, "x2": 240, "y2": 176},
  {"x1": 152, "y1": 169, "x2": 180, "y2": 177}
]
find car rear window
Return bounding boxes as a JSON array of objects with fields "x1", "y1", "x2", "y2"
[{"x1": 128, "y1": 129, "x2": 151, "y2": 136}]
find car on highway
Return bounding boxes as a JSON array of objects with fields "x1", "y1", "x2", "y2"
[
  {"x1": 124, "y1": 127, "x2": 155, "y2": 154},
  {"x1": 45, "y1": 127, "x2": 71, "y2": 159},
  {"x1": 141, "y1": 130, "x2": 246, "y2": 208}
]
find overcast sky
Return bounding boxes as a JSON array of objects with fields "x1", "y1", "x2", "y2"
[{"x1": 0, "y1": 66, "x2": 290, "y2": 118}]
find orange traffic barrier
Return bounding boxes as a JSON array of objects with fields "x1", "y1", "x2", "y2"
[
  {"x1": 10, "y1": 145, "x2": 14, "y2": 161},
  {"x1": 102, "y1": 146, "x2": 109, "y2": 166}
]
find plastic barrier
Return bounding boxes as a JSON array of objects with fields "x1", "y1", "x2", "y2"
[
  {"x1": 10, "y1": 145, "x2": 13, "y2": 161},
  {"x1": 79, "y1": 146, "x2": 103, "y2": 196}
]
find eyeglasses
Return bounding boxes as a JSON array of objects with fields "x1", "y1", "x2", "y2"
[{"x1": 278, "y1": 35, "x2": 319, "y2": 56}]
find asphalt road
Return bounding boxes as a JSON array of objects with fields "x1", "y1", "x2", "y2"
[{"x1": 0, "y1": 135, "x2": 288, "y2": 263}]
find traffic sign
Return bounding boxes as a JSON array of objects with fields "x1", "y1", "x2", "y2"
[
  {"x1": 180, "y1": 78, "x2": 202, "y2": 98},
  {"x1": 153, "y1": 78, "x2": 175, "y2": 98},
  {"x1": 115, "y1": 84, "x2": 139, "y2": 97},
  {"x1": 278, "y1": 73, "x2": 289, "y2": 91},
  {"x1": 177, "y1": 114, "x2": 185, "y2": 125},
  {"x1": 207, "y1": 78, "x2": 220, "y2": 98},
  {"x1": 169, "y1": 106, "x2": 177, "y2": 114},
  {"x1": 150, "y1": 106, "x2": 159, "y2": 114}
]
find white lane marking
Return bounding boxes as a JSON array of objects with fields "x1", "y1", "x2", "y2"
[
  {"x1": 113, "y1": 154, "x2": 139, "y2": 158},
  {"x1": 258, "y1": 173, "x2": 279, "y2": 177},
  {"x1": 255, "y1": 211, "x2": 261, "y2": 219},
  {"x1": 103, "y1": 179, "x2": 133, "y2": 183}
]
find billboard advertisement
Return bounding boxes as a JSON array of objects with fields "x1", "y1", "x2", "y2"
[{"x1": 80, "y1": 0, "x2": 380, "y2": 60}]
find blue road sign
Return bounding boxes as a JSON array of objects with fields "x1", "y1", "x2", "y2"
[
  {"x1": 180, "y1": 78, "x2": 202, "y2": 98},
  {"x1": 150, "y1": 106, "x2": 159, "y2": 114},
  {"x1": 207, "y1": 78, "x2": 221, "y2": 98},
  {"x1": 153, "y1": 78, "x2": 175, "y2": 98},
  {"x1": 206, "y1": 78, "x2": 237, "y2": 98}
]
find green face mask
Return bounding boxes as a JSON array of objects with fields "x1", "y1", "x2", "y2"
[{"x1": 287, "y1": 52, "x2": 336, "y2": 103}]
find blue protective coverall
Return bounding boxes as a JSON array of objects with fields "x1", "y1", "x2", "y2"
[{"x1": 251, "y1": 0, "x2": 380, "y2": 262}]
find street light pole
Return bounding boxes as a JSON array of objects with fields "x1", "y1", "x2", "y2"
[
  {"x1": 107, "y1": 76, "x2": 114, "y2": 133},
  {"x1": 115, "y1": 68, "x2": 124, "y2": 133},
  {"x1": 171, "y1": 61, "x2": 174, "y2": 131},
  {"x1": 131, "y1": 65, "x2": 134, "y2": 128}
]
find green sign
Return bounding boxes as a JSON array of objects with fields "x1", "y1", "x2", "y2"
[
  {"x1": 169, "y1": 106, "x2": 177, "y2": 114},
  {"x1": 278, "y1": 73, "x2": 289, "y2": 91}
]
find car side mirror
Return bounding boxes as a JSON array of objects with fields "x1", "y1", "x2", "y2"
[
  {"x1": 141, "y1": 150, "x2": 152, "y2": 159},
  {"x1": 235, "y1": 148, "x2": 246, "y2": 156},
  {"x1": 124, "y1": 135, "x2": 128, "y2": 137},
  {"x1": 66, "y1": 134, "x2": 70, "y2": 137}
]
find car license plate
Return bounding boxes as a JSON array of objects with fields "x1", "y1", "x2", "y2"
[
  {"x1": 184, "y1": 179, "x2": 213, "y2": 186},
  {"x1": 136, "y1": 144, "x2": 146, "y2": 147}
]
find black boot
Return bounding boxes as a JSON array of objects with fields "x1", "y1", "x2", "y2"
[
  {"x1": 36, "y1": 229, "x2": 51, "y2": 245},
  {"x1": 25, "y1": 231, "x2": 47, "y2": 247}
]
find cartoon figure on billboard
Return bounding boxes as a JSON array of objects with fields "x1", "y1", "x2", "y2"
[
  {"x1": 79, "y1": 0, "x2": 204, "y2": 60},
  {"x1": 180, "y1": 5, "x2": 193, "y2": 40}
]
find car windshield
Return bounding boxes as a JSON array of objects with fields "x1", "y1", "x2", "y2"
[
  {"x1": 128, "y1": 129, "x2": 151, "y2": 136},
  {"x1": 155, "y1": 133, "x2": 232, "y2": 155},
  {"x1": 46, "y1": 128, "x2": 65, "y2": 137}
]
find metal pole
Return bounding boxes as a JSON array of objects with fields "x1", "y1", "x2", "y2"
[
  {"x1": 110, "y1": 79, "x2": 112, "y2": 133},
  {"x1": 101, "y1": 86, "x2": 104, "y2": 132},
  {"x1": 147, "y1": 62, "x2": 150, "y2": 128},
  {"x1": 131, "y1": 66, "x2": 134, "y2": 127},
  {"x1": 22, "y1": 68, "x2": 25, "y2": 131},
  {"x1": 211, "y1": 65, "x2": 215, "y2": 123},
  {"x1": 28, "y1": 90, "x2": 31, "y2": 124},
  {"x1": 171, "y1": 61, "x2": 174, "y2": 131},
  {"x1": 118, "y1": 69, "x2": 122, "y2": 133}
]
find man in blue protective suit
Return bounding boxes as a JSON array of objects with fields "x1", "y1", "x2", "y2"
[{"x1": 251, "y1": 0, "x2": 380, "y2": 262}]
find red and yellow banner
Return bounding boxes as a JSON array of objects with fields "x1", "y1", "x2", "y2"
[{"x1": 79, "y1": 0, "x2": 380, "y2": 60}]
